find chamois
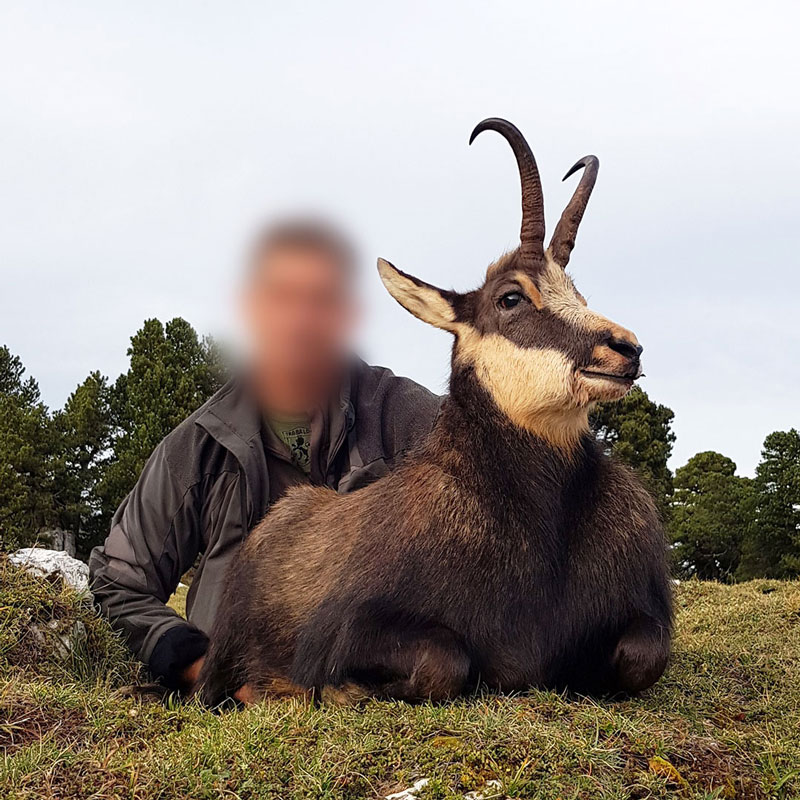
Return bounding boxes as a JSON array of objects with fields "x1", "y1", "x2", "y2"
[{"x1": 198, "y1": 118, "x2": 673, "y2": 705}]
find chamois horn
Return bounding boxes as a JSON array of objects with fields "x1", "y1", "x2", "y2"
[
  {"x1": 548, "y1": 155, "x2": 599, "y2": 268},
  {"x1": 470, "y1": 118, "x2": 545, "y2": 264}
]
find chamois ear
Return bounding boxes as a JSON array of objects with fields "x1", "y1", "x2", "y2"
[{"x1": 377, "y1": 258, "x2": 458, "y2": 332}]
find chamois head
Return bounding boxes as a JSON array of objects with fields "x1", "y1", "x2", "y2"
[{"x1": 379, "y1": 118, "x2": 643, "y2": 450}]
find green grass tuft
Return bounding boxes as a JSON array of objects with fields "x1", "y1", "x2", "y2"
[
  {"x1": 1, "y1": 559, "x2": 799, "y2": 799},
  {"x1": 0, "y1": 556, "x2": 140, "y2": 687}
]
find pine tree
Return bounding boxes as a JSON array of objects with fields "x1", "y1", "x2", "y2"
[
  {"x1": 738, "y1": 429, "x2": 800, "y2": 579},
  {"x1": 50, "y1": 372, "x2": 113, "y2": 555},
  {"x1": 670, "y1": 451, "x2": 755, "y2": 581},
  {"x1": 591, "y1": 386, "x2": 676, "y2": 516},
  {"x1": 96, "y1": 318, "x2": 226, "y2": 523},
  {"x1": 0, "y1": 346, "x2": 54, "y2": 548}
]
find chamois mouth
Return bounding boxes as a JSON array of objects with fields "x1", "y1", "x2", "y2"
[{"x1": 580, "y1": 369, "x2": 637, "y2": 385}]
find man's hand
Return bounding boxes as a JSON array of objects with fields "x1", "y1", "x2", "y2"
[{"x1": 180, "y1": 657, "x2": 256, "y2": 704}]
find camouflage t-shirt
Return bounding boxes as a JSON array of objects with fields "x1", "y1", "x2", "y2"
[{"x1": 267, "y1": 417, "x2": 312, "y2": 474}]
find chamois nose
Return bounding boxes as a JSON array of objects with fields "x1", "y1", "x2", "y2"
[{"x1": 607, "y1": 337, "x2": 643, "y2": 361}]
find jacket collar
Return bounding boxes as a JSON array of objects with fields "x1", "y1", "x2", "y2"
[
  {"x1": 195, "y1": 378, "x2": 268, "y2": 525},
  {"x1": 195, "y1": 365, "x2": 359, "y2": 522}
]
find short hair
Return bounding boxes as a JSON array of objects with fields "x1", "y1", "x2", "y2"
[{"x1": 247, "y1": 218, "x2": 357, "y2": 280}]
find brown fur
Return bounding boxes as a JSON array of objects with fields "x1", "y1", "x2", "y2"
[{"x1": 197, "y1": 120, "x2": 672, "y2": 706}]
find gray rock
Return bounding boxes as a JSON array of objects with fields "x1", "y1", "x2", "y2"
[
  {"x1": 9, "y1": 547, "x2": 90, "y2": 596},
  {"x1": 29, "y1": 619, "x2": 88, "y2": 661},
  {"x1": 385, "y1": 778, "x2": 504, "y2": 799},
  {"x1": 385, "y1": 779, "x2": 430, "y2": 800}
]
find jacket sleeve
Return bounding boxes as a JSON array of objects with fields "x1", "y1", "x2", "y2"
[{"x1": 88, "y1": 440, "x2": 209, "y2": 687}]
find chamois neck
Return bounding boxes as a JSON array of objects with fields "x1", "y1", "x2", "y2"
[{"x1": 433, "y1": 369, "x2": 596, "y2": 496}]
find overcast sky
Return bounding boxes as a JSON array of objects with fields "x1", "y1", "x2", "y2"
[{"x1": 1, "y1": 1, "x2": 798, "y2": 476}]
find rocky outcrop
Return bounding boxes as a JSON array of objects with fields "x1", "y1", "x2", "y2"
[{"x1": 8, "y1": 548, "x2": 90, "y2": 596}]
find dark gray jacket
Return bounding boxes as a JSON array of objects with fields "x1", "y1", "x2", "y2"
[{"x1": 88, "y1": 361, "x2": 440, "y2": 686}]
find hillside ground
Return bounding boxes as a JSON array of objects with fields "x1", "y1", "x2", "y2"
[{"x1": 1, "y1": 558, "x2": 798, "y2": 799}]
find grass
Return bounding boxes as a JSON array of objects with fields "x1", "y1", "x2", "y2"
[
  {"x1": 1, "y1": 558, "x2": 799, "y2": 799},
  {"x1": 168, "y1": 583, "x2": 188, "y2": 618}
]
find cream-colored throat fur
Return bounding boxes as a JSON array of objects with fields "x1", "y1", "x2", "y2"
[{"x1": 456, "y1": 326, "x2": 590, "y2": 451}]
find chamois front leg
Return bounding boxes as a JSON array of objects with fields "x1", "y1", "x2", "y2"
[
  {"x1": 292, "y1": 607, "x2": 473, "y2": 703},
  {"x1": 320, "y1": 631, "x2": 473, "y2": 705},
  {"x1": 375, "y1": 629, "x2": 473, "y2": 702},
  {"x1": 611, "y1": 614, "x2": 671, "y2": 694}
]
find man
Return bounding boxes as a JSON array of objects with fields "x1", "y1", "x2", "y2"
[{"x1": 89, "y1": 220, "x2": 441, "y2": 693}]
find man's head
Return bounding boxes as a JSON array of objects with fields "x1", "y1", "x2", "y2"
[{"x1": 242, "y1": 218, "x2": 358, "y2": 413}]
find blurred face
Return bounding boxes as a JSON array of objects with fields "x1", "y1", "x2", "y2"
[{"x1": 242, "y1": 244, "x2": 357, "y2": 408}]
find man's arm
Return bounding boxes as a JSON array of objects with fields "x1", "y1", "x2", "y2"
[{"x1": 88, "y1": 440, "x2": 209, "y2": 689}]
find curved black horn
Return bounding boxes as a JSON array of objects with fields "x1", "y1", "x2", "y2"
[
  {"x1": 548, "y1": 156, "x2": 599, "y2": 268},
  {"x1": 469, "y1": 118, "x2": 545, "y2": 264}
]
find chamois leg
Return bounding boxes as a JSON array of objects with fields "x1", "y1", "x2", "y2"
[
  {"x1": 293, "y1": 614, "x2": 472, "y2": 703},
  {"x1": 197, "y1": 634, "x2": 309, "y2": 706},
  {"x1": 375, "y1": 629, "x2": 472, "y2": 702},
  {"x1": 611, "y1": 615, "x2": 671, "y2": 694},
  {"x1": 195, "y1": 621, "x2": 245, "y2": 706}
]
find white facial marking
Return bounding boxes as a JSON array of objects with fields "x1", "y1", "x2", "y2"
[
  {"x1": 538, "y1": 252, "x2": 639, "y2": 345},
  {"x1": 538, "y1": 254, "x2": 602, "y2": 329}
]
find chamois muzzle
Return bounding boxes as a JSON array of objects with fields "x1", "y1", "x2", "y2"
[
  {"x1": 580, "y1": 334, "x2": 644, "y2": 397},
  {"x1": 607, "y1": 337, "x2": 643, "y2": 364}
]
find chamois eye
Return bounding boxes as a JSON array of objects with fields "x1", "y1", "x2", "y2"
[{"x1": 498, "y1": 291, "x2": 524, "y2": 310}]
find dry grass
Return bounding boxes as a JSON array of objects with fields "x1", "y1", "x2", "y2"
[{"x1": 1, "y1": 558, "x2": 799, "y2": 799}]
